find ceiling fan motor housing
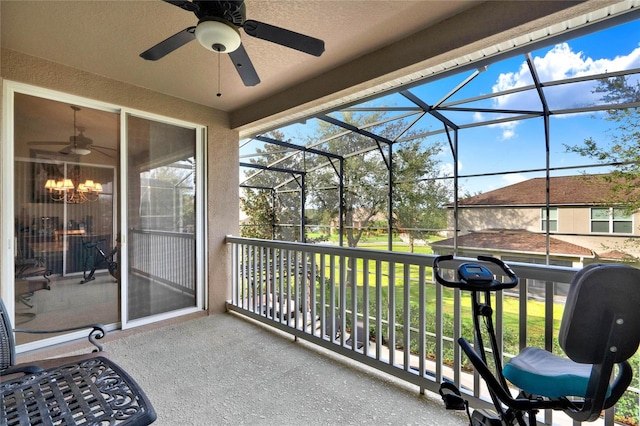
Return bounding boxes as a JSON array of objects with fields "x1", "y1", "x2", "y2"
[
  {"x1": 194, "y1": 0, "x2": 245, "y2": 26},
  {"x1": 195, "y1": 19, "x2": 241, "y2": 52}
]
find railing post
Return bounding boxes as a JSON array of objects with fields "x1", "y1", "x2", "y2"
[
  {"x1": 418, "y1": 265, "x2": 426, "y2": 395},
  {"x1": 388, "y1": 261, "x2": 396, "y2": 366},
  {"x1": 362, "y1": 258, "x2": 370, "y2": 357},
  {"x1": 339, "y1": 254, "x2": 347, "y2": 347},
  {"x1": 375, "y1": 260, "x2": 383, "y2": 361},
  {"x1": 403, "y1": 264, "x2": 411, "y2": 371}
]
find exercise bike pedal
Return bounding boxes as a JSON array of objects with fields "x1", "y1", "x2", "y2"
[
  {"x1": 439, "y1": 382, "x2": 468, "y2": 411},
  {"x1": 471, "y1": 409, "x2": 502, "y2": 426}
]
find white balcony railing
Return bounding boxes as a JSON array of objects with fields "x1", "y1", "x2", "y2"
[{"x1": 225, "y1": 236, "x2": 639, "y2": 426}]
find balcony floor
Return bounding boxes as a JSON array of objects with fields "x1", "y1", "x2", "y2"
[{"x1": 38, "y1": 312, "x2": 467, "y2": 425}]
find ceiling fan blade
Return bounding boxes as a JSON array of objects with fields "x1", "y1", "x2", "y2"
[
  {"x1": 28, "y1": 141, "x2": 69, "y2": 146},
  {"x1": 162, "y1": 0, "x2": 199, "y2": 13},
  {"x1": 140, "y1": 26, "x2": 196, "y2": 61},
  {"x1": 93, "y1": 145, "x2": 118, "y2": 152},
  {"x1": 91, "y1": 146, "x2": 116, "y2": 158},
  {"x1": 243, "y1": 20, "x2": 324, "y2": 57},
  {"x1": 228, "y1": 44, "x2": 260, "y2": 87},
  {"x1": 58, "y1": 146, "x2": 73, "y2": 155}
]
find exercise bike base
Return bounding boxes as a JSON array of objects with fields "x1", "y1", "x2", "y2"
[{"x1": 471, "y1": 409, "x2": 502, "y2": 426}]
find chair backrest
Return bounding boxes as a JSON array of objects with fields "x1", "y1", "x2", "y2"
[
  {"x1": 0, "y1": 298, "x2": 17, "y2": 371},
  {"x1": 559, "y1": 263, "x2": 640, "y2": 364}
]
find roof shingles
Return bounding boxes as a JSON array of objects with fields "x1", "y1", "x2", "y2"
[
  {"x1": 459, "y1": 174, "x2": 633, "y2": 206},
  {"x1": 431, "y1": 230, "x2": 595, "y2": 257}
]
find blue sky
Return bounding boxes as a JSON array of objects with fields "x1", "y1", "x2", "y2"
[
  {"x1": 241, "y1": 18, "x2": 640, "y2": 196},
  {"x1": 438, "y1": 18, "x2": 640, "y2": 195}
]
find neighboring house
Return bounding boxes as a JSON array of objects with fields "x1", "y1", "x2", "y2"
[
  {"x1": 330, "y1": 209, "x2": 387, "y2": 234},
  {"x1": 432, "y1": 174, "x2": 640, "y2": 267}
]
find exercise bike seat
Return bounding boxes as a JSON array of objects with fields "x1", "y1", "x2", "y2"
[
  {"x1": 502, "y1": 263, "x2": 640, "y2": 421},
  {"x1": 503, "y1": 347, "x2": 607, "y2": 399}
]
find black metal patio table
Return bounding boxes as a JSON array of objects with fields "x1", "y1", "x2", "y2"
[{"x1": 0, "y1": 356, "x2": 156, "y2": 425}]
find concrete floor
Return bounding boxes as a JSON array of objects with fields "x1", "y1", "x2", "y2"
[{"x1": 35, "y1": 312, "x2": 468, "y2": 425}]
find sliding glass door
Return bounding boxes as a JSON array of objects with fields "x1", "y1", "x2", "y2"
[
  {"x1": 6, "y1": 84, "x2": 205, "y2": 346},
  {"x1": 124, "y1": 114, "x2": 201, "y2": 323}
]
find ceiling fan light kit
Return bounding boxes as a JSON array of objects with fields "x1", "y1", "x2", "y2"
[
  {"x1": 70, "y1": 146, "x2": 92, "y2": 156},
  {"x1": 195, "y1": 19, "x2": 241, "y2": 53}
]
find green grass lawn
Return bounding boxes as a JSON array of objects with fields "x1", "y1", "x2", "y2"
[{"x1": 311, "y1": 241, "x2": 566, "y2": 355}]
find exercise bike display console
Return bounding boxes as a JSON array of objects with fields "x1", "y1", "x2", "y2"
[{"x1": 458, "y1": 264, "x2": 494, "y2": 284}]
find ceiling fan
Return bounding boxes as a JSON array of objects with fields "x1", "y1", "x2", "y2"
[
  {"x1": 28, "y1": 106, "x2": 116, "y2": 158},
  {"x1": 139, "y1": 0, "x2": 325, "y2": 87}
]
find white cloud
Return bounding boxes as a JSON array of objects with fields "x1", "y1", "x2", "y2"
[
  {"x1": 474, "y1": 110, "x2": 518, "y2": 139},
  {"x1": 501, "y1": 128, "x2": 516, "y2": 140},
  {"x1": 489, "y1": 42, "x2": 640, "y2": 137},
  {"x1": 440, "y1": 162, "x2": 455, "y2": 177},
  {"x1": 502, "y1": 173, "x2": 528, "y2": 186},
  {"x1": 486, "y1": 116, "x2": 518, "y2": 140}
]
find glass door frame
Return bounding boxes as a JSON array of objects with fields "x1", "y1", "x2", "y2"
[{"x1": 2, "y1": 81, "x2": 207, "y2": 350}]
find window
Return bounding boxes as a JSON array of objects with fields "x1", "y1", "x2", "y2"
[
  {"x1": 590, "y1": 207, "x2": 633, "y2": 234},
  {"x1": 541, "y1": 208, "x2": 557, "y2": 232}
]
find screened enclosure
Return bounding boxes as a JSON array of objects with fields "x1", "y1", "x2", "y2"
[
  {"x1": 240, "y1": 10, "x2": 640, "y2": 268},
  {"x1": 234, "y1": 10, "x2": 640, "y2": 425}
]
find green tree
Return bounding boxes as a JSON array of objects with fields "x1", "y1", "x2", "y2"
[
  {"x1": 242, "y1": 115, "x2": 450, "y2": 248},
  {"x1": 240, "y1": 188, "x2": 276, "y2": 239},
  {"x1": 309, "y1": 111, "x2": 393, "y2": 247},
  {"x1": 309, "y1": 111, "x2": 449, "y2": 248},
  {"x1": 565, "y1": 75, "x2": 640, "y2": 210},
  {"x1": 240, "y1": 130, "x2": 303, "y2": 241},
  {"x1": 393, "y1": 141, "x2": 450, "y2": 252}
]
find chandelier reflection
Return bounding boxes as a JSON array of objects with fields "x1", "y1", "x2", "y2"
[{"x1": 44, "y1": 178, "x2": 103, "y2": 203}]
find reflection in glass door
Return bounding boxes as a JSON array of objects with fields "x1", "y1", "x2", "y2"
[
  {"x1": 125, "y1": 115, "x2": 198, "y2": 321},
  {"x1": 13, "y1": 92, "x2": 120, "y2": 344}
]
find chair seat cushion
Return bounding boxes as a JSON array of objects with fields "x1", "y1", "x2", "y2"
[{"x1": 503, "y1": 347, "x2": 605, "y2": 399}]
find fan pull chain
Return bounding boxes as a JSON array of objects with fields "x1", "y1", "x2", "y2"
[{"x1": 216, "y1": 52, "x2": 222, "y2": 97}]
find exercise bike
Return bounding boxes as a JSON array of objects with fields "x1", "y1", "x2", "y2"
[
  {"x1": 433, "y1": 254, "x2": 640, "y2": 426},
  {"x1": 80, "y1": 238, "x2": 118, "y2": 284}
]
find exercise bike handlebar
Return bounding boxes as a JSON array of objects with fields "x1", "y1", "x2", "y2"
[
  {"x1": 433, "y1": 255, "x2": 519, "y2": 291},
  {"x1": 82, "y1": 238, "x2": 107, "y2": 249}
]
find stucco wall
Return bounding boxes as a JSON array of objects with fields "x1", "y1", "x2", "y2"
[
  {"x1": 1, "y1": 48, "x2": 238, "y2": 314},
  {"x1": 455, "y1": 207, "x2": 540, "y2": 233}
]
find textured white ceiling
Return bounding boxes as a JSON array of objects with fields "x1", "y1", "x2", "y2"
[{"x1": 1, "y1": 0, "x2": 476, "y2": 112}]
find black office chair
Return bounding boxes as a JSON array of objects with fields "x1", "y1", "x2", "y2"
[
  {"x1": 14, "y1": 237, "x2": 51, "y2": 315},
  {"x1": 502, "y1": 263, "x2": 640, "y2": 422},
  {"x1": 14, "y1": 237, "x2": 50, "y2": 284}
]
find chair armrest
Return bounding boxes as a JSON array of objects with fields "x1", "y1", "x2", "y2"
[
  {"x1": 603, "y1": 360, "x2": 633, "y2": 409},
  {"x1": 14, "y1": 324, "x2": 107, "y2": 352},
  {"x1": 1, "y1": 364, "x2": 44, "y2": 376}
]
